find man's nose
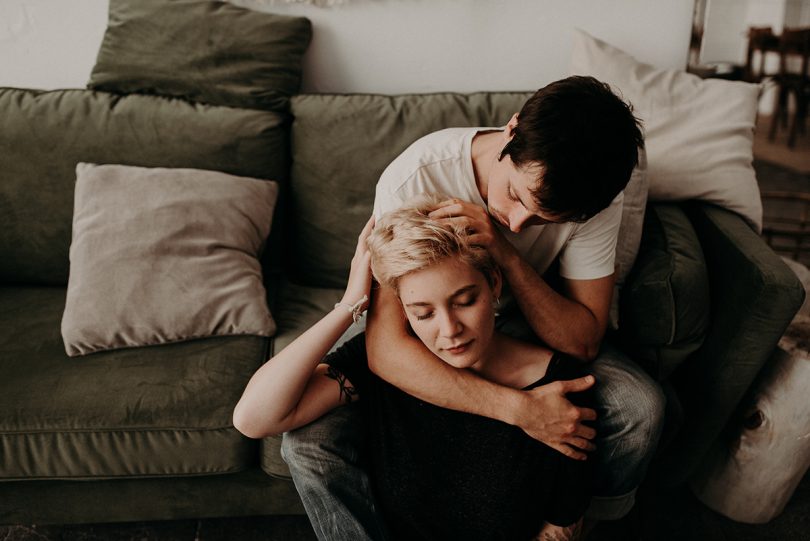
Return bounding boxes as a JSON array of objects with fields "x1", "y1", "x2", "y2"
[{"x1": 509, "y1": 207, "x2": 534, "y2": 233}]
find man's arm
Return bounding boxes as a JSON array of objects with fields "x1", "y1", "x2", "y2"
[
  {"x1": 365, "y1": 286, "x2": 597, "y2": 460},
  {"x1": 500, "y1": 249, "x2": 614, "y2": 360}
]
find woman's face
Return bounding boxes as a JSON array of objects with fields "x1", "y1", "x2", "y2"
[{"x1": 397, "y1": 257, "x2": 501, "y2": 370}]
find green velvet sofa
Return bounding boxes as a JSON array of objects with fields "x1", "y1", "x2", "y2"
[{"x1": 0, "y1": 86, "x2": 803, "y2": 526}]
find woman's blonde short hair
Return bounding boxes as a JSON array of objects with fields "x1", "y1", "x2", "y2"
[{"x1": 367, "y1": 194, "x2": 497, "y2": 291}]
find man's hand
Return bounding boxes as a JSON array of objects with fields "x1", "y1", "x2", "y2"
[
  {"x1": 533, "y1": 518, "x2": 584, "y2": 541},
  {"x1": 517, "y1": 377, "x2": 597, "y2": 460},
  {"x1": 428, "y1": 198, "x2": 517, "y2": 266}
]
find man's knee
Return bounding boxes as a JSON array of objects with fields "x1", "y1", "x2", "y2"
[
  {"x1": 589, "y1": 349, "x2": 667, "y2": 496},
  {"x1": 590, "y1": 349, "x2": 666, "y2": 451}
]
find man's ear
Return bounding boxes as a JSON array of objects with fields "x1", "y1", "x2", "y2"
[{"x1": 505, "y1": 113, "x2": 519, "y2": 138}]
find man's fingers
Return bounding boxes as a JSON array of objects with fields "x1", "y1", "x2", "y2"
[
  {"x1": 432, "y1": 215, "x2": 478, "y2": 232},
  {"x1": 428, "y1": 202, "x2": 465, "y2": 219},
  {"x1": 551, "y1": 443, "x2": 587, "y2": 461},
  {"x1": 577, "y1": 407, "x2": 598, "y2": 423},
  {"x1": 559, "y1": 375, "x2": 596, "y2": 394},
  {"x1": 569, "y1": 436, "x2": 597, "y2": 452},
  {"x1": 574, "y1": 421, "x2": 597, "y2": 441}
]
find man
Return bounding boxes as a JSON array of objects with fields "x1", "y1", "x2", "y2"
[{"x1": 282, "y1": 76, "x2": 665, "y2": 540}]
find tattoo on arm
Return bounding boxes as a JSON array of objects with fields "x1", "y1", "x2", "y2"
[{"x1": 325, "y1": 366, "x2": 358, "y2": 404}]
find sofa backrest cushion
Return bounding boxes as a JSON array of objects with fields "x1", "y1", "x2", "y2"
[
  {"x1": 289, "y1": 93, "x2": 532, "y2": 287},
  {"x1": 88, "y1": 0, "x2": 312, "y2": 112},
  {"x1": 0, "y1": 87, "x2": 288, "y2": 286},
  {"x1": 618, "y1": 203, "x2": 710, "y2": 380},
  {"x1": 289, "y1": 92, "x2": 649, "y2": 315}
]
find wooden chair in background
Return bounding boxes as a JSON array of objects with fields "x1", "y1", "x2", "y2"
[
  {"x1": 768, "y1": 28, "x2": 810, "y2": 148},
  {"x1": 745, "y1": 26, "x2": 780, "y2": 83},
  {"x1": 761, "y1": 190, "x2": 810, "y2": 265}
]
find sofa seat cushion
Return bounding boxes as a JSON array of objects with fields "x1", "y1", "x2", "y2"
[
  {"x1": 260, "y1": 280, "x2": 345, "y2": 478},
  {"x1": 0, "y1": 286, "x2": 268, "y2": 480}
]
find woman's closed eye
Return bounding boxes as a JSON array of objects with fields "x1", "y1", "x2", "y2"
[
  {"x1": 414, "y1": 296, "x2": 477, "y2": 320},
  {"x1": 455, "y1": 295, "x2": 477, "y2": 307}
]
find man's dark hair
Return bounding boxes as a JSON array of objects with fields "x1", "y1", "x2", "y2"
[{"x1": 500, "y1": 75, "x2": 644, "y2": 222}]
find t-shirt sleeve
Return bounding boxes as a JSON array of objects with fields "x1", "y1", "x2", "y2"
[
  {"x1": 558, "y1": 192, "x2": 623, "y2": 281},
  {"x1": 543, "y1": 356, "x2": 597, "y2": 527},
  {"x1": 373, "y1": 175, "x2": 408, "y2": 220},
  {"x1": 321, "y1": 332, "x2": 371, "y2": 395}
]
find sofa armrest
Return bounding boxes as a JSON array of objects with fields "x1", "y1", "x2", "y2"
[{"x1": 656, "y1": 202, "x2": 805, "y2": 486}]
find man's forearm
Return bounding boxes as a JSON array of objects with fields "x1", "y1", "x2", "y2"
[{"x1": 499, "y1": 251, "x2": 604, "y2": 360}]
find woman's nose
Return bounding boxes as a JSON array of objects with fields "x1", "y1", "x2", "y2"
[{"x1": 438, "y1": 310, "x2": 462, "y2": 338}]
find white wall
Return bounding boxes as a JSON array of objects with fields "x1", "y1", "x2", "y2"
[
  {"x1": 0, "y1": 0, "x2": 693, "y2": 93},
  {"x1": 0, "y1": 0, "x2": 108, "y2": 90}
]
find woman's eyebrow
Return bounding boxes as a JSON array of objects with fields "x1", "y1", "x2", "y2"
[{"x1": 404, "y1": 284, "x2": 477, "y2": 307}]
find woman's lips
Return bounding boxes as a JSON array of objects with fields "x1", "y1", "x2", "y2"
[{"x1": 445, "y1": 340, "x2": 473, "y2": 354}]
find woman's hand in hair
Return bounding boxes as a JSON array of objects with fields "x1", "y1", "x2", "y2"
[
  {"x1": 341, "y1": 215, "x2": 375, "y2": 311},
  {"x1": 428, "y1": 198, "x2": 517, "y2": 266}
]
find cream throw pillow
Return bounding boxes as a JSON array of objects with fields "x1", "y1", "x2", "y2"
[
  {"x1": 569, "y1": 29, "x2": 763, "y2": 232},
  {"x1": 62, "y1": 163, "x2": 278, "y2": 356}
]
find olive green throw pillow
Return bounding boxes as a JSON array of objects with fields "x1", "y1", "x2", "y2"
[
  {"x1": 61, "y1": 163, "x2": 278, "y2": 357},
  {"x1": 88, "y1": 0, "x2": 311, "y2": 111}
]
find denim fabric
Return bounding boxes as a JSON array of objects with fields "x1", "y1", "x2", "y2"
[
  {"x1": 584, "y1": 342, "x2": 666, "y2": 519},
  {"x1": 281, "y1": 403, "x2": 390, "y2": 541}
]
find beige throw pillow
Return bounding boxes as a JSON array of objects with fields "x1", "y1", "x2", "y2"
[
  {"x1": 61, "y1": 163, "x2": 278, "y2": 357},
  {"x1": 569, "y1": 29, "x2": 763, "y2": 232}
]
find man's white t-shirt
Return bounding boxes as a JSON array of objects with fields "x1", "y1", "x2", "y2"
[{"x1": 373, "y1": 127, "x2": 623, "y2": 281}]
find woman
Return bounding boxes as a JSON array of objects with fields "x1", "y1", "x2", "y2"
[{"x1": 233, "y1": 195, "x2": 594, "y2": 540}]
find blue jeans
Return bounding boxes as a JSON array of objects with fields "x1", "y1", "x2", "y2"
[
  {"x1": 281, "y1": 402, "x2": 391, "y2": 541},
  {"x1": 282, "y1": 334, "x2": 665, "y2": 538}
]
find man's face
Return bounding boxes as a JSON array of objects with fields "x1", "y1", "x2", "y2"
[{"x1": 486, "y1": 153, "x2": 559, "y2": 233}]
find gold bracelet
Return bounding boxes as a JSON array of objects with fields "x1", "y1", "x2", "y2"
[{"x1": 334, "y1": 294, "x2": 368, "y2": 324}]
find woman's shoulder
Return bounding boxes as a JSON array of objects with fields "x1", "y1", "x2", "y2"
[
  {"x1": 521, "y1": 350, "x2": 589, "y2": 390},
  {"x1": 547, "y1": 352, "x2": 590, "y2": 381},
  {"x1": 492, "y1": 337, "x2": 554, "y2": 389}
]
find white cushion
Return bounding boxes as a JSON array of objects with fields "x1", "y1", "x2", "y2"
[{"x1": 569, "y1": 29, "x2": 763, "y2": 232}]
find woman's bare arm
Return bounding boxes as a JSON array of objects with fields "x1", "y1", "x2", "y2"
[{"x1": 233, "y1": 216, "x2": 375, "y2": 438}]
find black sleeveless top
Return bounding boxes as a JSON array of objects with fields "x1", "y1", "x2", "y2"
[{"x1": 324, "y1": 332, "x2": 595, "y2": 541}]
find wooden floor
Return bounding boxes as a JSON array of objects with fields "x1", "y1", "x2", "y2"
[
  {"x1": 754, "y1": 114, "x2": 810, "y2": 175},
  {"x1": 1, "y1": 472, "x2": 808, "y2": 540}
]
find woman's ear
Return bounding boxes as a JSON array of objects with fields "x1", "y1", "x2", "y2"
[{"x1": 492, "y1": 267, "x2": 503, "y2": 301}]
